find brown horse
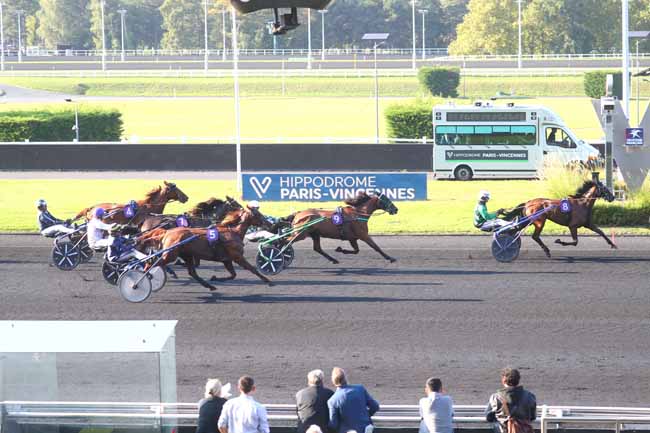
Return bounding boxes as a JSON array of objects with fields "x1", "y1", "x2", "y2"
[
  {"x1": 284, "y1": 191, "x2": 399, "y2": 264},
  {"x1": 507, "y1": 178, "x2": 616, "y2": 258},
  {"x1": 139, "y1": 196, "x2": 242, "y2": 232},
  {"x1": 75, "y1": 181, "x2": 189, "y2": 225},
  {"x1": 144, "y1": 206, "x2": 275, "y2": 290}
]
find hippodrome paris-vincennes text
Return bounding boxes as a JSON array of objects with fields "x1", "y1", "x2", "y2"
[{"x1": 277, "y1": 175, "x2": 415, "y2": 200}]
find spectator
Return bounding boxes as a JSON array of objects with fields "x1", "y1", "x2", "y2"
[
  {"x1": 485, "y1": 368, "x2": 536, "y2": 433},
  {"x1": 327, "y1": 367, "x2": 379, "y2": 433},
  {"x1": 418, "y1": 378, "x2": 454, "y2": 433},
  {"x1": 197, "y1": 378, "x2": 228, "y2": 433},
  {"x1": 296, "y1": 369, "x2": 334, "y2": 433},
  {"x1": 218, "y1": 376, "x2": 269, "y2": 433}
]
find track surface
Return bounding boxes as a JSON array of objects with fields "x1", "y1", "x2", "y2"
[{"x1": 1, "y1": 234, "x2": 650, "y2": 406}]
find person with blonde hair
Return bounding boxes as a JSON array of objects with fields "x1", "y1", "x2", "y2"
[
  {"x1": 197, "y1": 378, "x2": 228, "y2": 433},
  {"x1": 327, "y1": 368, "x2": 379, "y2": 433},
  {"x1": 296, "y1": 369, "x2": 334, "y2": 433}
]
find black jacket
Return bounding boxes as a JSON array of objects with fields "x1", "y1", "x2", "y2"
[
  {"x1": 296, "y1": 385, "x2": 335, "y2": 433},
  {"x1": 197, "y1": 396, "x2": 227, "y2": 433},
  {"x1": 485, "y1": 386, "x2": 536, "y2": 433}
]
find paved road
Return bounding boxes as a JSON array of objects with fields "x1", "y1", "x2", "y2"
[{"x1": 1, "y1": 235, "x2": 649, "y2": 406}]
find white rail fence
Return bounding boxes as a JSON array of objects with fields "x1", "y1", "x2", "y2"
[{"x1": 3, "y1": 401, "x2": 650, "y2": 431}]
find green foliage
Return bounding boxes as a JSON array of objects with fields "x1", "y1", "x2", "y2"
[
  {"x1": 417, "y1": 67, "x2": 460, "y2": 97},
  {"x1": 449, "y1": 0, "x2": 517, "y2": 55},
  {"x1": 0, "y1": 108, "x2": 123, "y2": 142},
  {"x1": 540, "y1": 156, "x2": 591, "y2": 198},
  {"x1": 385, "y1": 100, "x2": 437, "y2": 140},
  {"x1": 37, "y1": 0, "x2": 92, "y2": 49},
  {"x1": 160, "y1": 0, "x2": 204, "y2": 49},
  {"x1": 583, "y1": 70, "x2": 621, "y2": 99}
]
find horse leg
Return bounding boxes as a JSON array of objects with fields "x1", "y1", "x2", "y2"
[
  {"x1": 310, "y1": 233, "x2": 339, "y2": 264},
  {"x1": 555, "y1": 226, "x2": 579, "y2": 247},
  {"x1": 586, "y1": 223, "x2": 618, "y2": 249},
  {"x1": 335, "y1": 239, "x2": 360, "y2": 255},
  {"x1": 184, "y1": 255, "x2": 220, "y2": 291},
  {"x1": 531, "y1": 218, "x2": 551, "y2": 258},
  {"x1": 233, "y1": 256, "x2": 274, "y2": 286},
  {"x1": 210, "y1": 260, "x2": 237, "y2": 282},
  {"x1": 360, "y1": 235, "x2": 396, "y2": 263}
]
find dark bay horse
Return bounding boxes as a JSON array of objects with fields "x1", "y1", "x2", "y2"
[
  {"x1": 284, "y1": 191, "x2": 399, "y2": 264},
  {"x1": 507, "y1": 178, "x2": 616, "y2": 257},
  {"x1": 75, "y1": 181, "x2": 189, "y2": 225},
  {"x1": 139, "y1": 196, "x2": 242, "y2": 232},
  {"x1": 144, "y1": 207, "x2": 275, "y2": 290}
]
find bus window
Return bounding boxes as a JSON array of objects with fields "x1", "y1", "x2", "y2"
[
  {"x1": 435, "y1": 124, "x2": 535, "y2": 146},
  {"x1": 546, "y1": 127, "x2": 576, "y2": 149}
]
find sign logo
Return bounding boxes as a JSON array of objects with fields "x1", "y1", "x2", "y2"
[
  {"x1": 445, "y1": 150, "x2": 528, "y2": 161},
  {"x1": 625, "y1": 128, "x2": 644, "y2": 146},
  {"x1": 249, "y1": 176, "x2": 272, "y2": 198}
]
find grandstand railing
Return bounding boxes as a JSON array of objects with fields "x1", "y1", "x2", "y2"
[{"x1": 3, "y1": 401, "x2": 650, "y2": 430}]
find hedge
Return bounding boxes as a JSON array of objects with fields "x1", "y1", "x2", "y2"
[
  {"x1": 0, "y1": 108, "x2": 123, "y2": 142},
  {"x1": 583, "y1": 70, "x2": 622, "y2": 99},
  {"x1": 417, "y1": 67, "x2": 460, "y2": 97},
  {"x1": 385, "y1": 101, "x2": 433, "y2": 140}
]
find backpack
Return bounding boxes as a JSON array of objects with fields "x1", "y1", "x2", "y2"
[{"x1": 498, "y1": 395, "x2": 534, "y2": 433}]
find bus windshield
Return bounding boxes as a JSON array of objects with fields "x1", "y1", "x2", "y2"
[{"x1": 435, "y1": 125, "x2": 536, "y2": 146}]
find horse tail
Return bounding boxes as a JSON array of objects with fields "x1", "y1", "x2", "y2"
[
  {"x1": 502, "y1": 203, "x2": 525, "y2": 221},
  {"x1": 74, "y1": 206, "x2": 93, "y2": 220}
]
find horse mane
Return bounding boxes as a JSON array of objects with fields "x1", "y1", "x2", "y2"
[
  {"x1": 572, "y1": 180, "x2": 596, "y2": 198},
  {"x1": 188, "y1": 197, "x2": 225, "y2": 217},
  {"x1": 219, "y1": 209, "x2": 244, "y2": 226},
  {"x1": 145, "y1": 185, "x2": 163, "y2": 200},
  {"x1": 344, "y1": 192, "x2": 371, "y2": 207}
]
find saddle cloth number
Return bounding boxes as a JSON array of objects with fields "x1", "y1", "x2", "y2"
[
  {"x1": 559, "y1": 199, "x2": 572, "y2": 214},
  {"x1": 207, "y1": 228, "x2": 219, "y2": 243},
  {"x1": 332, "y1": 212, "x2": 344, "y2": 226},
  {"x1": 124, "y1": 205, "x2": 135, "y2": 218},
  {"x1": 176, "y1": 216, "x2": 189, "y2": 228}
]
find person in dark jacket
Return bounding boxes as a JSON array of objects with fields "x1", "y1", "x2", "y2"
[
  {"x1": 36, "y1": 199, "x2": 75, "y2": 237},
  {"x1": 327, "y1": 367, "x2": 379, "y2": 433},
  {"x1": 197, "y1": 378, "x2": 229, "y2": 433},
  {"x1": 296, "y1": 369, "x2": 334, "y2": 433},
  {"x1": 485, "y1": 368, "x2": 536, "y2": 433}
]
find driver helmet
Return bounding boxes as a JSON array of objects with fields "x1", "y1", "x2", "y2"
[
  {"x1": 248, "y1": 200, "x2": 260, "y2": 209},
  {"x1": 36, "y1": 199, "x2": 47, "y2": 208},
  {"x1": 478, "y1": 190, "x2": 491, "y2": 202},
  {"x1": 94, "y1": 207, "x2": 106, "y2": 219}
]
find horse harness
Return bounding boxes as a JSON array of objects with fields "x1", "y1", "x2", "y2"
[{"x1": 332, "y1": 206, "x2": 369, "y2": 240}]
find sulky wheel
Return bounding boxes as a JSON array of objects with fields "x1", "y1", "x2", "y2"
[
  {"x1": 491, "y1": 234, "x2": 522, "y2": 263},
  {"x1": 52, "y1": 241, "x2": 81, "y2": 271},
  {"x1": 117, "y1": 269, "x2": 152, "y2": 303},
  {"x1": 148, "y1": 266, "x2": 167, "y2": 292},
  {"x1": 79, "y1": 244, "x2": 94, "y2": 263},
  {"x1": 102, "y1": 261, "x2": 123, "y2": 285},
  {"x1": 256, "y1": 246, "x2": 284, "y2": 275},
  {"x1": 280, "y1": 244, "x2": 295, "y2": 268}
]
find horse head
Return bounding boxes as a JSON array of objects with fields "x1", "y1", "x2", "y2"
[
  {"x1": 163, "y1": 181, "x2": 189, "y2": 204},
  {"x1": 596, "y1": 181, "x2": 615, "y2": 202},
  {"x1": 373, "y1": 191, "x2": 399, "y2": 215},
  {"x1": 245, "y1": 205, "x2": 274, "y2": 231}
]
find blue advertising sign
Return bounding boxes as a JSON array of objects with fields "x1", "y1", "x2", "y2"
[
  {"x1": 243, "y1": 173, "x2": 427, "y2": 201},
  {"x1": 625, "y1": 128, "x2": 644, "y2": 146}
]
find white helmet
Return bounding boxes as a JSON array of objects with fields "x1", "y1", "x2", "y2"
[
  {"x1": 36, "y1": 199, "x2": 47, "y2": 208},
  {"x1": 248, "y1": 200, "x2": 260, "y2": 209},
  {"x1": 478, "y1": 190, "x2": 490, "y2": 201}
]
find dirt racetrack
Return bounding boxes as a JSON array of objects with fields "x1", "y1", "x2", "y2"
[{"x1": 1, "y1": 234, "x2": 649, "y2": 406}]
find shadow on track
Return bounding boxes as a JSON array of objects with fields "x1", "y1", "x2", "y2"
[
  {"x1": 558, "y1": 256, "x2": 650, "y2": 264},
  {"x1": 307, "y1": 267, "x2": 578, "y2": 277}
]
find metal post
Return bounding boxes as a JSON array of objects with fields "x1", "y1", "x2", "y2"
[
  {"x1": 419, "y1": 9, "x2": 428, "y2": 60},
  {"x1": 319, "y1": 10, "x2": 327, "y2": 61},
  {"x1": 0, "y1": 2, "x2": 5, "y2": 72},
  {"x1": 622, "y1": 0, "x2": 630, "y2": 117},
  {"x1": 74, "y1": 104, "x2": 80, "y2": 142},
  {"x1": 221, "y1": 9, "x2": 227, "y2": 61},
  {"x1": 636, "y1": 40, "x2": 640, "y2": 125},
  {"x1": 16, "y1": 9, "x2": 23, "y2": 63},
  {"x1": 307, "y1": 8, "x2": 312, "y2": 69},
  {"x1": 517, "y1": 0, "x2": 523, "y2": 69},
  {"x1": 203, "y1": 0, "x2": 209, "y2": 73},
  {"x1": 411, "y1": 0, "x2": 416, "y2": 70},
  {"x1": 118, "y1": 9, "x2": 126, "y2": 63},
  {"x1": 374, "y1": 42, "x2": 379, "y2": 144},
  {"x1": 231, "y1": 7, "x2": 242, "y2": 193},
  {"x1": 100, "y1": 0, "x2": 106, "y2": 71},
  {"x1": 273, "y1": 33, "x2": 277, "y2": 55},
  {"x1": 604, "y1": 102, "x2": 614, "y2": 190}
]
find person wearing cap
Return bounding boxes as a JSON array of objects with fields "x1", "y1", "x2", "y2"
[
  {"x1": 36, "y1": 199, "x2": 75, "y2": 237},
  {"x1": 106, "y1": 225, "x2": 148, "y2": 263},
  {"x1": 244, "y1": 200, "x2": 277, "y2": 243},
  {"x1": 474, "y1": 190, "x2": 506, "y2": 232},
  {"x1": 87, "y1": 207, "x2": 116, "y2": 250}
]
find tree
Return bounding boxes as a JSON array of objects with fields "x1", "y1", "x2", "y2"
[
  {"x1": 37, "y1": 0, "x2": 92, "y2": 49},
  {"x1": 2, "y1": 0, "x2": 39, "y2": 49},
  {"x1": 89, "y1": 0, "x2": 120, "y2": 50},
  {"x1": 522, "y1": 0, "x2": 574, "y2": 54},
  {"x1": 160, "y1": 0, "x2": 203, "y2": 49},
  {"x1": 439, "y1": 0, "x2": 469, "y2": 46},
  {"x1": 448, "y1": 0, "x2": 517, "y2": 55}
]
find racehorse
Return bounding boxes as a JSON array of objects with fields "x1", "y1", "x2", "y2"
[
  {"x1": 143, "y1": 206, "x2": 275, "y2": 290},
  {"x1": 284, "y1": 191, "x2": 399, "y2": 264},
  {"x1": 505, "y1": 177, "x2": 616, "y2": 258},
  {"x1": 139, "y1": 196, "x2": 242, "y2": 232},
  {"x1": 75, "y1": 181, "x2": 189, "y2": 225}
]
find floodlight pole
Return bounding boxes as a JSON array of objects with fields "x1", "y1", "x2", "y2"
[
  {"x1": 622, "y1": 0, "x2": 630, "y2": 118},
  {"x1": 319, "y1": 10, "x2": 327, "y2": 61},
  {"x1": 411, "y1": 0, "x2": 416, "y2": 70},
  {"x1": 221, "y1": 9, "x2": 227, "y2": 61},
  {"x1": 16, "y1": 9, "x2": 23, "y2": 63},
  {"x1": 204, "y1": 0, "x2": 209, "y2": 73},
  {"x1": 100, "y1": 0, "x2": 106, "y2": 71},
  {"x1": 637, "y1": 39, "x2": 640, "y2": 125},
  {"x1": 118, "y1": 9, "x2": 127, "y2": 62},
  {"x1": 307, "y1": 8, "x2": 312, "y2": 69},
  {"x1": 517, "y1": 0, "x2": 522, "y2": 69},
  {"x1": 66, "y1": 99, "x2": 80, "y2": 142},
  {"x1": 374, "y1": 42, "x2": 380, "y2": 144},
  {"x1": 0, "y1": 2, "x2": 5, "y2": 72},
  {"x1": 232, "y1": 7, "x2": 242, "y2": 193},
  {"x1": 419, "y1": 9, "x2": 428, "y2": 60}
]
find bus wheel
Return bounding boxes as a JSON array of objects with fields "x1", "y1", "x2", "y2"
[{"x1": 454, "y1": 165, "x2": 473, "y2": 181}]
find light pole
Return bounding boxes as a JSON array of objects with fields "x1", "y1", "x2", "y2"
[
  {"x1": 65, "y1": 98, "x2": 80, "y2": 142},
  {"x1": 100, "y1": 0, "x2": 106, "y2": 71},
  {"x1": 307, "y1": 8, "x2": 312, "y2": 69},
  {"x1": 16, "y1": 9, "x2": 23, "y2": 63},
  {"x1": 221, "y1": 9, "x2": 227, "y2": 61},
  {"x1": 363, "y1": 33, "x2": 389, "y2": 144},
  {"x1": 118, "y1": 9, "x2": 127, "y2": 63},
  {"x1": 203, "y1": 0, "x2": 209, "y2": 73},
  {"x1": 411, "y1": 0, "x2": 416, "y2": 69},
  {"x1": 231, "y1": 6, "x2": 242, "y2": 193},
  {"x1": 637, "y1": 39, "x2": 640, "y2": 125},
  {"x1": 418, "y1": 9, "x2": 428, "y2": 60},
  {"x1": 517, "y1": 0, "x2": 523, "y2": 69},
  {"x1": 318, "y1": 9, "x2": 327, "y2": 61},
  {"x1": 622, "y1": 0, "x2": 630, "y2": 117},
  {"x1": 0, "y1": 2, "x2": 5, "y2": 72}
]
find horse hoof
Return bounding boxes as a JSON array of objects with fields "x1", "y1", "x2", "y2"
[
  {"x1": 554, "y1": 239, "x2": 562, "y2": 244},
  {"x1": 331, "y1": 259, "x2": 340, "y2": 265},
  {"x1": 335, "y1": 247, "x2": 343, "y2": 253},
  {"x1": 389, "y1": 258, "x2": 397, "y2": 263},
  {"x1": 611, "y1": 244, "x2": 618, "y2": 250}
]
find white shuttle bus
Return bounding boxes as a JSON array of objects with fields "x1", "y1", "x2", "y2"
[{"x1": 432, "y1": 102, "x2": 599, "y2": 180}]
